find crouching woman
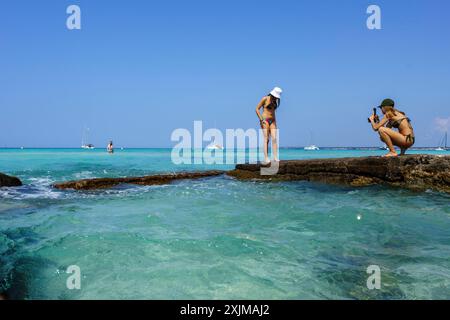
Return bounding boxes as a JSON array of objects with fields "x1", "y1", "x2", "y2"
[{"x1": 369, "y1": 99, "x2": 415, "y2": 157}]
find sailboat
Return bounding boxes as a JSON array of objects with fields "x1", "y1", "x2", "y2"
[
  {"x1": 206, "y1": 121, "x2": 223, "y2": 150},
  {"x1": 81, "y1": 127, "x2": 95, "y2": 149},
  {"x1": 435, "y1": 132, "x2": 448, "y2": 151},
  {"x1": 207, "y1": 143, "x2": 224, "y2": 150},
  {"x1": 304, "y1": 145, "x2": 320, "y2": 151},
  {"x1": 304, "y1": 131, "x2": 320, "y2": 151}
]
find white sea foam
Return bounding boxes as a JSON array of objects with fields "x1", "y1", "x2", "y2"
[
  {"x1": 1, "y1": 174, "x2": 171, "y2": 200},
  {"x1": 28, "y1": 177, "x2": 54, "y2": 186},
  {"x1": 0, "y1": 176, "x2": 61, "y2": 200},
  {"x1": 74, "y1": 171, "x2": 94, "y2": 179}
]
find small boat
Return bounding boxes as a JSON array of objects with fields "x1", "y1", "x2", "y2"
[
  {"x1": 81, "y1": 127, "x2": 95, "y2": 149},
  {"x1": 304, "y1": 131, "x2": 320, "y2": 151},
  {"x1": 304, "y1": 145, "x2": 320, "y2": 151},
  {"x1": 206, "y1": 121, "x2": 223, "y2": 150},
  {"x1": 379, "y1": 144, "x2": 389, "y2": 150},
  {"x1": 435, "y1": 132, "x2": 448, "y2": 151},
  {"x1": 207, "y1": 143, "x2": 224, "y2": 150}
]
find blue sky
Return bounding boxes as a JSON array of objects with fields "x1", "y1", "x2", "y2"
[{"x1": 1, "y1": 0, "x2": 449, "y2": 147}]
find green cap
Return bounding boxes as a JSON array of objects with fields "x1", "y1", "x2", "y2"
[{"x1": 378, "y1": 98, "x2": 395, "y2": 108}]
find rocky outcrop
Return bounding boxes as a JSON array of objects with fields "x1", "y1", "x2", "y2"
[
  {"x1": 226, "y1": 155, "x2": 450, "y2": 193},
  {"x1": 54, "y1": 170, "x2": 225, "y2": 190},
  {"x1": 0, "y1": 173, "x2": 22, "y2": 188},
  {"x1": 52, "y1": 155, "x2": 450, "y2": 192}
]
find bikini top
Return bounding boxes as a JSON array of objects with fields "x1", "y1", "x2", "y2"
[
  {"x1": 388, "y1": 117, "x2": 411, "y2": 129},
  {"x1": 265, "y1": 98, "x2": 278, "y2": 110}
]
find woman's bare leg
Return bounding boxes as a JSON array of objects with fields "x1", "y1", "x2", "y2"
[
  {"x1": 270, "y1": 122, "x2": 279, "y2": 161},
  {"x1": 378, "y1": 127, "x2": 412, "y2": 157},
  {"x1": 378, "y1": 127, "x2": 397, "y2": 156},
  {"x1": 262, "y1": 124, "x2": 270, "y2": 163}
]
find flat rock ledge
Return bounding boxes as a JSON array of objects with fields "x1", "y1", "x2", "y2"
[
  {"x1": 0, "y1": 173, "x2": 22, "y2": 188},
  {"x1": 54, "y1": 170, "x2": 225, "y2": 190},
  {"x1": 226, "y1": 155, "x2": 450, "y2": 193}
]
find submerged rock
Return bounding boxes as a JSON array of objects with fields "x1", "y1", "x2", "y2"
[
  {"x1": 0, "y1": 173, "x2": 22, "y2": 188},
  {"x1": 226, "y1": 155, "x2": 450, "y2": 193},
  {"x1": 54, "y1": 170, "x2": 225, "y2": 190}
]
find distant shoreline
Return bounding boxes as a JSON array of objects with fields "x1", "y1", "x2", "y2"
[{"x1": 0, "y1": 147, "x2": 447, "y2": 151}]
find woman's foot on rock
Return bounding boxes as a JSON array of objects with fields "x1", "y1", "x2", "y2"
[{"x1": 383, "y1": 152, "x2": 398, "y2": 157}]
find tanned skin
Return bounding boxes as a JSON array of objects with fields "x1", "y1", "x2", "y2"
[
  {"x1": 256, "y1": 96, "x2": 279, "y2": 163},
  {"x1": 370, "y1": 107, "x2": 414, "y2": 157}
]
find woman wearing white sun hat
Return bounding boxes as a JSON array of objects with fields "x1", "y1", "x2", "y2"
[{"x1": 255, "y1": 87, "x2": 282, "y2": 163}]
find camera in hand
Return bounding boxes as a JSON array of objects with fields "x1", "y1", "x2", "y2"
[{"x1": 368, "y1": 108, "x2": 380, "y2": 123}]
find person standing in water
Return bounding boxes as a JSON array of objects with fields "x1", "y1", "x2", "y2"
[
  {"x1": 107, "y1": 141, "x2": 114, "y2": 153},
  {"x1": 369, "y1": 98, "x2": 415, "y2": 157},
  {"x1": 255, "y1": 87, "x2": 282, "y2": 163}
]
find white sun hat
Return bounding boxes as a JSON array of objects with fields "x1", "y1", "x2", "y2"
[{"x1": 270, "y1": 87, "x2": 283, "y2": 99}]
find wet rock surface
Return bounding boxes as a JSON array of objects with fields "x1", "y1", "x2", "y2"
[{"x1": 0, "y1": 173, "x2": 22, "y2": 188}]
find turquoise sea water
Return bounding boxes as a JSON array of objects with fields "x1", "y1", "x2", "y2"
[{"x1": 1, "y1": 148, "x2": 449, "y2": 299}]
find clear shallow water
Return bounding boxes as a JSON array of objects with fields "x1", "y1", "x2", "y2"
[{"x1": 1, "y1": 148, "x2": 450, "y2": 299}]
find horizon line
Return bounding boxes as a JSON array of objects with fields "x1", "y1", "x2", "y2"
[{"x1": 0, "y1": 146, "x2": 446, "y2": 150}]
